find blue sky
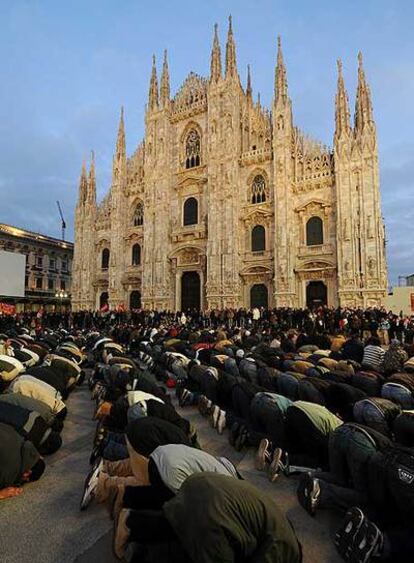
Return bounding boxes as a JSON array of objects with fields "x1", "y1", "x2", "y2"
[{"x1": 0, "y1": 0, "x2": 413, "y2": 284}]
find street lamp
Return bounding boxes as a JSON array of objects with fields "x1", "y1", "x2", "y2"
[{"x1": 55, "y1": 290, "x2": 68, "y2": 300}]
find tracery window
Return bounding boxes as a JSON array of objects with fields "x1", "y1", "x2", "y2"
[
  {"x1": 306, "y1": 216, "x2": 324, "y2": 246},
  {"x1": 252, "y1": 225, "x2": 266, "y2": 252},
  {"x1": 133, "y1": 202, "x2": 144, "y2": 227},
  {"x1": 251, "y1": 175, "x2": 267, "y2": 204},
  {"x1": 132, "y1": 243, "x2": 141, "y2": 266},
  {"x1": 185, "y1": 129, "x2": 201, "y2": 169}
]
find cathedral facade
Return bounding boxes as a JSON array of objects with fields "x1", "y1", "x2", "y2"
[{"x1": 72, "y1": 18, "x2": 388, "y2": 312}]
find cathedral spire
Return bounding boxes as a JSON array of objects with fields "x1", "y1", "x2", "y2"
[
  {"x1": 115, "y1": 106, "x2": 126, "y2": 161},
  {"x1": 225, "y1": 15, "x2": 237, "y2": 78},
  {"x1": 87, "y1": 150, "x2": 96, "y2": 203},
  {"x1": 354, "y1": 51, "x2": 374, "y2": 134},
  {"x1": 334, "y1": 59, "x2": 351, "y2": 140},
  {"x1": 274, "y1": 36, "x2": 288, "y2": 104},
  {"x1": 160, "y1": 49, "x2": 170, "y2": 107},
  {"x1": 78, "y1": 157, "x2": 88, "y2": 205},
  {"x1": 148, "y1": 55, "x2": 159, "y2": 111},
  {"x1": 112, "y1": 107, "x2": 126, "y2": 184},
  {"x1": 246, "y1": 64, "x2": 253, "y2": 103},
  {"x1": 210, "y1": 23, "x2": 222, "y2": 83}
]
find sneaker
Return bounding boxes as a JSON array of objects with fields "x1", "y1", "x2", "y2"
[
  {"x1": 335, "y1": 507, "x2": 365, "y2": 560},
  {"x1": 113, "y1": 508, "x2": 130, "y2": 559},
  {"x1": 217, "y1": 410, "x2": 226, "y2": 435},
  {"x1": 228, "y1": 422, "x2": 241, "y2": 447},
  {"x1": 198, "y1": 395, "x2": 212, "y2": 417},
  {"x1": 268, "y1": 448, "x2": 283, "y2": 482},
  {"x1": 89, "y1": 443, "x2": 103, "y2": 466},
  {"x1": 211, "y1": 405, "x2": 220, "y2": 429},
  {"x1": 80, "y1": 458, "x2": 103, "y2": 510},
  {"x1": 297, "y1": 473, "x2": 320, "y2": 517},
  {"x1": 255, "y1": 438, "x2": 272, "y2": 471},
  {"x1": 235, "y1": 425, "x2": 249, "y2": 451},
  {"x1": 348, "y1": 519, "x2": 383, "y2": 563},
  {"x1": 179, "y1": 388, "x2": 191, "y2": 407}
]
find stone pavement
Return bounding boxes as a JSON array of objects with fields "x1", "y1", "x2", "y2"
[{"x1": 0, "y1": 385, "x2": 343, "y2": 563}]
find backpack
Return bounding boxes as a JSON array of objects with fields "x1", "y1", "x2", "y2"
[{"x1": 368, "y1": 444, "x2": 414, "y2": 523}]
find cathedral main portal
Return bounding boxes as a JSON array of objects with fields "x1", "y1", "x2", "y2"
[
  {"x1": 181, "y1": 271, "x2": 201, "y2": 311},
  {"x1": 306, "y1": 281, "x2": 327, "y2": 308}
]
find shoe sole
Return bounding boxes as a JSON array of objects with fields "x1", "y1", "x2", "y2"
[
  {"x1": 335, "y1": 507, "x2": 365, "y2": 559},
  {"x1": 297, "y1": 474, "x2": 317, "y2": 517},
  {"x1": 268, "y1": 448, "x2": 283, "y2": 482},
  {"x1": 80, "y1": 464, "x2": 99, "y2": 511},
  {"x1": 348, "y1": 521, "x2": 381, "y2": 563},
  {"x1": 255, "y1": 439, "x2": 270, "y2": 471}
]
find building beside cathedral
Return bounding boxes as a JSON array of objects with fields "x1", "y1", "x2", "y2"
[{"x1": 72, "y1": 18, "x2": 388, "y2": 312}]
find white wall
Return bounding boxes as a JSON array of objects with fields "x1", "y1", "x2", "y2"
[
  {"x1": 385, "y1": 286, "x2": 414, "y2": 316},
  {"x1": 0, "y1": 251, "x2": 25, "y2": 297}
]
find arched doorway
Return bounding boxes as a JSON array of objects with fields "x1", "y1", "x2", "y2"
[
  {"x1": 181, "y1": 271, "x2": 200, "y2": 311},
  {"x1": 306, "y1": 281, "x2": 327, "y2": 308},
  {"x1": 99, "y1": 291, "x2": 109, "y2": 309},
  {"x1": 130, "y1": 290, "x2": 141, "y2": 309},
  {"x1": 250, "y1": 284, "x2": 268, "y2": 308}
]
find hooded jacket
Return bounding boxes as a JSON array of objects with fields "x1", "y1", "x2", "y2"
[
  {"x1": 0, "y1": 422, "x2": 40, "y2": 488},
  {"x1": 163, "y1": 473, "x2": 302, "y2": 563}
]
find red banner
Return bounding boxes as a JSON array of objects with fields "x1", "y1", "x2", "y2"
[
  {"x1": 411, "y1": 294, "x2": 414, "y2": 312},
  {"x1": 0, "y1": 303, "x2": 16, "y2": 315}
]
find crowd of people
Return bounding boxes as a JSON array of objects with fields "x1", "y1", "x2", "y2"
[
  {"x1": 1, "y1": 306, "x2": 414, "y2": 562},
  {"x1": 0, "y1": 328, "x2": 84, "y2": 500}
]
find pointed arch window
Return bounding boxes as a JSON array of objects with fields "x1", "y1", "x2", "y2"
[
  {"x1": 183, "y1": 197, "x2": 198, "y2": 226},
  {"x1": 252, "y1": 225, "x2": 266, "y2": 252},
  {"x1": 251, "y1": 175, "x2": 267, "y2": 204},
  {"x1": 185, "y1": 129, "x2": 201, "y2": 169},
  {"x1": 306, "y1": 216, "x2": 324, "y2": 246},
  {"x1": 133, "y1": 202, "x2": 144, "y2": 227},
  {"x1": 132, "y1": 243, "x2": 141, "y2": 266}
]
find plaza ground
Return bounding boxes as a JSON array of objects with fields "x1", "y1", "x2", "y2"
[{"x1": 0, "y1": 384, "x2": 342, "y2": 563}]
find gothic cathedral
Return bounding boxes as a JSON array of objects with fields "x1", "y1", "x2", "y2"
[{"x1": 72, "y1": 18, "x2": 388, "y2": 312}]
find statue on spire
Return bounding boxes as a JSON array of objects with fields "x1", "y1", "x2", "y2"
[
  {"x1": 225, "y1": 15, "x2": 237, "y2": 78},
  {"x1": 160, "y1": 50, "x2": 170, "y2": 107},
  {"x1": 210, "y1": 23, "x2": 222, "y2": 83},
  {"x1": 148, "y1": 55, "x2": 159, "y2": 111}
]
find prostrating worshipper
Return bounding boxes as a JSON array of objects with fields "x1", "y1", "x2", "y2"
[
  {"x1": 114, "y1": 473, "x2": 303, "y2": 562},
  {"x1": 0, "y1": 422, "x2": 45, "y2": 500},
  {"x1": 80, "y1": 416, "x2": 191, "y2": 510}
]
